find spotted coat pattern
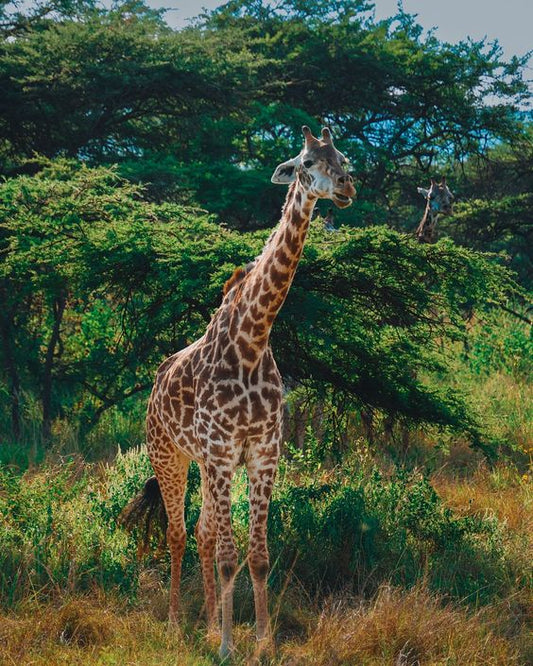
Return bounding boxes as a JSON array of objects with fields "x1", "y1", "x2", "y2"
[{"x1": 145, "y1": 126, "x2": 355, "y2": 658}]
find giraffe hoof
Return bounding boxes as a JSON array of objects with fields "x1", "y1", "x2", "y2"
[
  {"x1": 167, "y1": 617, "x2": 182, "y2": 637},
  {"x1": 168, "y1": 610, "x2": 180, "y2": 626}
]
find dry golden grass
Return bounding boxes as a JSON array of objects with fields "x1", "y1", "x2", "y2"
[
  {"x1": 1, "y1": 586, "x2": 528, "y2": 666},
  {"x1": 430, "y1": 466, "x2": 532, "y2": 664},
  {"x1": 432, "y1": 465, "x2": 532, "y2": 533},
  {"x1": 0, "y1": 596, "x2": 210, "y2": 666},
  {"x1": 281, "y1": 585, "x2": 522, "y2": 666},
  {"x1": 1, "y1": 454, "x2": 531, "y2": 665}
]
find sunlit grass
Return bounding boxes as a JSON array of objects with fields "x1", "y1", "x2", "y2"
[
  {"x1": 432, "y1": 465, "x2": 532, "y2": 532},
  {"x1": 1, "y1": 447, "x2": 531, "y2": 663},
  {"x1": 281, "y1": 585, "x2": 523, "y2": 666},
  {"x1": 1, "y1": 585, "x2": 528, "y2": 666}
]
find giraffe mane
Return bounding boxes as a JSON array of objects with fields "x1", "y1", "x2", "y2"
[
  {"x1": 223, "y1": 267, "x2": 246, "y2": 296},
  {"x1": 222, "y1": 181, "x2": 300, "y2": 298},
  {"x1": 281, "y1": 181, "x2": 298, "y2": 218},
  {"x1": 222, "y1": 261, "x2": 257, "y2": 296}
]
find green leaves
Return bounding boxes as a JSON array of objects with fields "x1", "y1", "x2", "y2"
[
  {"x1": 266, "y1": 464, "x2": 512, "y2": 601},
  {"x1": 0, "y1": 2, "x2": 246, "y2": 165},
  {"x1": 0, "y1": 160, "x2": 520, "y2": 447},
  {"x1": 273, "y1": 223, "x2": 514, "y2": 447},
  {"x1": 1, "y1": 0, "x2": 530, "y2": 231},
  {"x1": 0, "y1": 447, "x2": 518, "y2": 608}
]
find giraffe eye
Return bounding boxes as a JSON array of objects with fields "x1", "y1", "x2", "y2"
[{"x1": 303, "y1": 160, "x2": 314, "y2": 168}]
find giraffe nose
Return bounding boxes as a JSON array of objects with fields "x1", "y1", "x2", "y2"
[
  {"x1": 336, "y1": 173, "x2": 353, "y2": 186},
  {"x1": 335, "y1": 173, "x2": 356, "y2": 198}
]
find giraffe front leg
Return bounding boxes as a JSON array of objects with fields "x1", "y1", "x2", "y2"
[
  {"x1": 205, "y1": 458, "x2": 238, "y2": 659},
  {"x1": 246, "y1": 441, "x2": 279, "y2": 647}
]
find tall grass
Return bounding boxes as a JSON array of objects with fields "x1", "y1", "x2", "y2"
[
  {"x1": 0, "y1": 448, "x2": 530, "y2": 664},
  {"x1": 0, "y1": 308, "x2": 530, "y2": 662},
  {"x1": 1, "y1": 447, "x2": 526, "y2": 609},
  {"x1": 281, "y1": 585, "x2": 523, "y2": 665},
  {"x1": 0, "y1": 584, "x2": 527, "y2": 665}
]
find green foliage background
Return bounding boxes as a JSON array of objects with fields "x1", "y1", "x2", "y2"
[
  {"x1": 0, "y1": 3, "x2": 531, "y2": 660},
  {"x1": 0, "y1": 159, "x2": 524, "y2": 455}
]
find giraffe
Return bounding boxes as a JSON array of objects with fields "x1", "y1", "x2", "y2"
[
  {"x1": 124, "y1": 126, "x2": 355, "y2": 658},
  {"x1": 415, "y1": 177, "x2": 454, "y2": 243}
]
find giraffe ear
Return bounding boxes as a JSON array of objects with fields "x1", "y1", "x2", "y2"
[
  {"x1": 271, "y1": 157, "x2": 299, "y2": 184},
  {"x1": 417, "y1": 187, "x2": 429, "y2": 198},
  {"x1": 321, "y1": 127, "x2": 333, "y2": 144}
]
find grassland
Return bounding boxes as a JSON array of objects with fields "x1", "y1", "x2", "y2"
[{"x1": 0, "y1": 314, "x2": 531, "y2": 665}]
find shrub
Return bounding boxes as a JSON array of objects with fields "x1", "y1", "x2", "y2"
[
  {"x1": 0, "y1": 456, "x2": 142, "y2": 606},
  {"x1": 266, "y1": 464, "x2": 515, "y2": 603},
  {"x1": 0, "y1": 447, "x2": 523, "y2": 611}
]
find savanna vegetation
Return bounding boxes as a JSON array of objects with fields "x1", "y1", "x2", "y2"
[{"x1": 0, "y1": 0, "x2": 531, "y2": 664}]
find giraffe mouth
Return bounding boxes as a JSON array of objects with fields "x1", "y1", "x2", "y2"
[{"x1": 332, "y1": 193, "x2": 353, "y2": 208}]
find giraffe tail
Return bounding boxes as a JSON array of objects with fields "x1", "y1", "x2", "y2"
[{"x1": 119, "y1": 476, "x2": 168, "y2": 558}]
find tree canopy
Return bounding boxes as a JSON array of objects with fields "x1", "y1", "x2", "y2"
[
  {"x1": 0, "y1": 0, "x2": 531, "y2": 455},
  {"x1": 1, "y1": 0, "x2": 529, "y2": 227},
  {"x1": 0, "y1": 160, "x2": 520, "y2": 454}
]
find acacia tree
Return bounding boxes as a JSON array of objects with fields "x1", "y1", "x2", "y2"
[
  {"x1": 436, "y1": 129, "x2": 533, "y2": 287},
  {"x1": 0, "y1": 161, "x2": 518, "y2": 453},
  {"x1": 143, "y1": 0, "x2": 529, "y2": 224},
  {"x1": 1, "y1": 0, "x2": 529, "y2": 227},
  {"x1": 0, "y1": 1, "x2": 256, "y2": 173},
  {"x1": 0, "y1": 160, "x2": 258, "y2": 440}
]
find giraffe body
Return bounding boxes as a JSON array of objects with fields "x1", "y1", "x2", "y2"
[
  {"x1": 143, "y1": 126, "x2": 355, "y2": 657},
  {"x1": 416, "y1": 177, "x2": 454, "y2": 243}
]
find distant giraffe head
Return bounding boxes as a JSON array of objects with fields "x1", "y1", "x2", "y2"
[
  {"x1": 271, "y1": 126, "x2": 355, "y2": 208},
  {"x1": 417, "y1": 177, "x2": 454, "y2": 216},
  {"x1": 416, "y1": 177, "x2": 455, "y2": 242}
]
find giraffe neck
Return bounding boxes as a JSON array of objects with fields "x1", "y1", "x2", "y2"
[
  {"x1": 416, "y1": 202, "x2": 439, "y2": 243},
  {"x1": 224, "y1": 178, "x2": 317, "y2": 352}
]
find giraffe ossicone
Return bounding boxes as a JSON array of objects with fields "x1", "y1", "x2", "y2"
[
  {"x1": 416, "y1": 176, "x2": 455, "y2": 243},
  {"x1": 126, "y1": 125, "x2": 355, "y2": 659}
]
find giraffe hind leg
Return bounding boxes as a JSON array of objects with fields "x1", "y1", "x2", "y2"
[{"x1": 148, "y1": 426, "x2": 190, "y2": 624}]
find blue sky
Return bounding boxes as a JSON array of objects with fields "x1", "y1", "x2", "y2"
[{"x1": 147, "y1": 0, "x2": 532, "y2": 72}]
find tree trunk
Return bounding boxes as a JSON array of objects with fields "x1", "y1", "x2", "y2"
[
  {"x1": 42, "y1": 294, "x2": 66, "y2": 442},
  {"x1": 0, "y1": 314, "x2": 21, "y2": 440}
]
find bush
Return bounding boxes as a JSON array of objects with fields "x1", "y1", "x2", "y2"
[
  {"x1": 0, "y1": 453, "x2": 147, "y2": 606},
  {"x1": 265, "y1": 463, "x2": 515, "y2": 603},
  {"x1": 0, "y1": 447, "x2": 523, "y2": 611}
]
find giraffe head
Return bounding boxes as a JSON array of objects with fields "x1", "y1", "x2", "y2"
[
  {"x1": 417, "y1": 177, "x2": 455, "y2": 216},
  {"x1": 271, "y1": 126, "x2": 356, "y2": 208}
]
